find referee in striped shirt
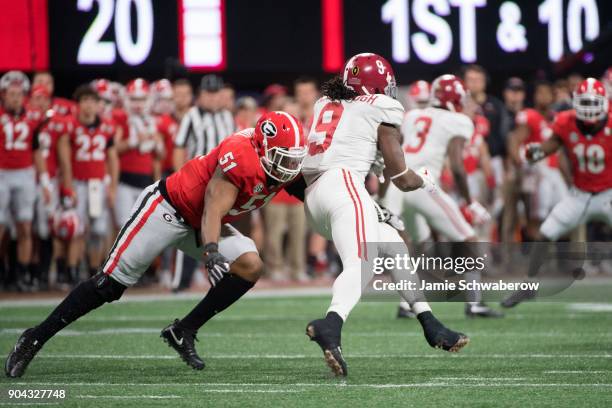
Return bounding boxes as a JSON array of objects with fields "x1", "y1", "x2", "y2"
[
  {"x1": 173, "y1": 75, "x2": 235, "y2": 169},
  {"x1": 171, "y1": 75, "x2": 235, "y2": 291}
]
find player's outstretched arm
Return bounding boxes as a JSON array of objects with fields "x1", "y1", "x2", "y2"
[
  {"x1": 447, "y1": 137, "x2": 471, "y2": 203},
  {"x1": 525, "y1": 135, "x2": 563, "y2": 163},
  {"x1": 377, "y1": 123, "x2": 423, "y2": 192},
  {"x1": 201, "y1": 167, "x2": 239, "y2": 245},
  {"x1": 508, "y1": 124, "x2": 529, "y2": 167}
]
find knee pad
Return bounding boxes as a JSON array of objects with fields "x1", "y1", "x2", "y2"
[{"x1": 92, "y1": 272, "x2": 126, "y2": 303}]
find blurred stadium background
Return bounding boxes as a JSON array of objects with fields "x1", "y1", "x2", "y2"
[{"x1": 0, "y1": 0, "x2": 611, "y2": 294}]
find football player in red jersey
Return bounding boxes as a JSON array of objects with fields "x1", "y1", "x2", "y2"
[
  {"x1": 32, "y1": 72, "x2": 77, "y2": 118},
  {"x1": 502, "y1": 78, "x2": 612, "y2": 308},
  {"x1": 113, "y1": 78, "x2": 165, "y2": 227},
  {"x1": 5, "y1": 111, "x2": 307, "y2": 377},
  {"x1": 151, "y1": 79, "x2": 178, "y2": 178},
  {"x1": 508, "y1": 80, "x2": 568, "y2": 240},
  {"x1": 57, "y1": 85, "x2": 119, "y2": 283},
  {"x1": 27, "y1": 85, "x2": 72, "y2": 288},
  {"x1": 0, "y1": 71, "x2": 49, "y2": 290}
]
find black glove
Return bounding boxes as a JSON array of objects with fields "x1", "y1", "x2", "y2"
[
  {"x1": 203, "y1": 242, "x2": 230, "y2": 287},
  {"x1": 373, "y1": 201, "x2": 405, "y2": 231}
]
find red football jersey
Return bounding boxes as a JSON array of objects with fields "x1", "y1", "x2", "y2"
[
  {"x1": 51, "y1": 97, "x2": 77, "y2": 117},
  {"x1": 114, "y1": 109, "x2": 156, "y2": 175},
  {"x1": 0, "y1": 108, "x2": 44, "y2": 169},
  {"x1": 516, "y1": 108, "x2": 558, "y2": 168},
  {"x1": 165, "y1": 130, "x2": 284, "y2": 228},
  {"x1": 156, "y1": 114, "x2": 178, "y2": 173},
  {"x1": 68, "y1": 116, "x2": 115, "y2": 180},
  {"x1": 38, "y1": 116, "x2": 72, "y2": 177},
  {"x1": 552, "y1": 110, "x2": 612, "y2": 193},
  {"x1": 463, "y1": 114, "x2": 489, "y2": 175}
]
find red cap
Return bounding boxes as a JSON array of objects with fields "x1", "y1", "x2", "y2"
[{"x1": 31, "y1": 84, "x2": 51, "y2": 98}]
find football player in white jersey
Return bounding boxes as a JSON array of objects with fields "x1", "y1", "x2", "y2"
[
  {"x1": 383, "y1": 75, "x2": 502, "y2": 318},
  {"x1": 302, "y1": 53, "x2": 469, "y2": 377}
]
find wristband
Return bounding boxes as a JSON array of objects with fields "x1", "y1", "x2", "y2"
[
  {"x1": 389, "y1": 168, "x2": 409, "y2": 180},
  {"x1": 203, "y1": 242, "x2": 219, "y2": 255}
]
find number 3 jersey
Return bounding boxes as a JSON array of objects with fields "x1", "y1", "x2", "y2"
[
  {"x1": 401, "y1": 107, "x2": 473, "y2": 181},
  {"x1": 163, "y1": 129, "x2": 286, "y2": 229},
  {"x1": 301, "y1": 94, "x2": 404, "y2": 184},
  {"x1": 67, "y1": 116, "x2": 116, "y2": 180},
  {"x1": 552, "y1": 110, "x2": 612, "y2": 193}
]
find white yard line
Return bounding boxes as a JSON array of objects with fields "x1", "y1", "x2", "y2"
[
  {"x1": 2, "y1": 328, "x2": 610, "y2": 338},
  {"x1": 76, "y1": 395, "x2": 181, "y2": 399},
  {"x1": 7, "y1": 382, "x2": 612, "y2": 389},
  {"x1": 544, "y1": 370, "x2": 610, "y2": 374},
  {"x1": 29, "y1": 353, "x2": 612, "y2": 360}
]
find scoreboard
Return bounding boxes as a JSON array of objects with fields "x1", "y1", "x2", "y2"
[{"x1": 0, "y1": 0, "x2": 610, "y2": 77}]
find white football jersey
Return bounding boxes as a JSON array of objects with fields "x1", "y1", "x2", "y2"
[
  {"x1": 302, "y1": 94, "x2": 404, "y2": 184},
  {"x1": 401, "y1": 107, "x2": 473, "y2": 180}
]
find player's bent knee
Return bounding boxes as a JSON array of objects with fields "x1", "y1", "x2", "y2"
[
  {"x1": 231, "y1": 252, "x2": 264, "y2": 282},
  {"x1": 92, "y1": 272, "x2": 127, "y2": 303}
]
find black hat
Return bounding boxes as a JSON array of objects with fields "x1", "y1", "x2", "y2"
[
  {"x1": 505, "y1": 77, "x2": 525, "y2": 91},
  {"x1": 200, "y1": 75, "x2": 224, "y2": 92}
]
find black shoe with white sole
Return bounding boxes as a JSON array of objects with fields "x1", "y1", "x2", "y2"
[
  {"x1": 161, "y1": 319, "x2": 205, "y2": 370},
  {"x1": 306, "y1": 318, "x2": 347, "y2": 377},
  {"x1": 500, "y1": 287, "x2": 537, "y2": 308},
  {"x1": 418, "y1": 312, "x2": 470, "y2": 352},
  {"x1": 5, "y1": 328, "x2": 43, "y2": 378},
  {"x1": 465, "y1": 302, "x2": 505, "y2": 318}
]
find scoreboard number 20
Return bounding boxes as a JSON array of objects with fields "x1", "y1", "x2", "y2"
[{"x1": 77, "y1": 0, "x2": 154, "y2": 66}]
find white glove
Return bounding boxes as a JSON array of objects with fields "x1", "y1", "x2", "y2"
[
  {"x1": 467, "y1": 200, "x2": 491, "y2": 225},
  {"x1": 370, "y1": 150, "x2": 386, "y2": 182},
  {"x1": 417, "y1": 167, "x2": 438, "y2": 195},
  {"x1": 525, "y1": 142, "x2": 545, "y2": 163},
  {"x1": 373, "y1": 200, "x2": 405, "y2": 231}
]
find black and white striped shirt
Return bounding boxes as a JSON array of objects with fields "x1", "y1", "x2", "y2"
[{"x1": 174, "y1": 106, "x2": 235, "y2": 159}]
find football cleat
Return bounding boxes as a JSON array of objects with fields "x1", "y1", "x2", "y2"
[
  {"x1": 306, "y1": 319, "x2": 347, "y2": 377},
  {"x1": 500, "y1": 288, "x2": 538, "y2": 308},
  {"x1": 160, "y1": 319, "x2": 205, "y2": 370},
  {"x1": 421, "y1": 315, "x2": 470, "y2": 352},
  {"x1": 5, "y1": 328, "x2": 42, "y2": 378},
  {"x1": 465, "y1": 302, "x2": 505, "y2": 318}
]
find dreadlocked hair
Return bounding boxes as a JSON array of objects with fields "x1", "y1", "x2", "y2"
[{"x1": 322, "y1": 76, "x2": 359, "y2": 101}]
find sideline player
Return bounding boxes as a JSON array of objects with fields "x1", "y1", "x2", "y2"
[
  {"x1": 384, "y1": 75, "x2": 502, "y2": 318},
  {"x1": 5, "y1": 111, "x2": 307, "y2": 378},
  {"x1": 502, "y1": 78, "x2": 612, "y2": 307},
  {"x1": 58, "y1": 85, "x2": 120, "y2": 281},
  {"x1": 302, "y1": 53, "x2": 469, "y2": 377},
  {"x1": 0, "y1": 71, "x2": 49, "y2": 290}
]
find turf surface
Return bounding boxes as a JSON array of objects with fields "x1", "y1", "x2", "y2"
[{"x1": 1, "y1": 295, "x2": 611, "y2": 407}]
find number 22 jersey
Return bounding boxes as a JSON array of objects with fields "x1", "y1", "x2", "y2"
[{"x1": 301, "y1": 94, "x2": 404, "y2": 184}]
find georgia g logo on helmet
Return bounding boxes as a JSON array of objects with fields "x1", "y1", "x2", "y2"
[{"x1": 260, "y1": 120, "x2": 277, "y2": 138}]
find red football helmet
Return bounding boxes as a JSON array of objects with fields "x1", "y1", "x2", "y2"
[
  {"x1": 573, "y1": 78, "x2": 609, "y2": 123},
  {"x1": 152, "y1": 79, "x2": 173, "y2": 99},
  {"x1": 52, "y1": 209, "x2": 82, "y2": 241},
  {"x1": 430, "y1": 74, "x2": 468, "y2": 112},
  {"x1": 252, "y1": 111, "x2": 306, "y2": 183},
  {"x1": 343, "y1": 53, "x2": 397, "y2": 98},
  {"x1": 92, "y1": 78, "x2": 112, "y2": 101},
  {"x1": 126, "y1": 78, "x2": 150, "y2": 99},
  {"x1": 407, "y1": 80, "x2": 431, "y2": 109}
]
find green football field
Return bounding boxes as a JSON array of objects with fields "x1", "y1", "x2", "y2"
[{"x1": 1, "y1": 294, "x2": 611, "y2": 407}]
